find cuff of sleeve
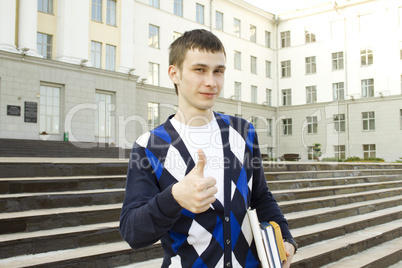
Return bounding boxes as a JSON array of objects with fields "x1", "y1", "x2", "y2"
[{"x1": 156, "y1": 184, "x2": 183, "y2": 218}]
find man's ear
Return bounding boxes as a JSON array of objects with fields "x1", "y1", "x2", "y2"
[{"x1": 168, "y1": 65, "x2": 179, "y2": 84}]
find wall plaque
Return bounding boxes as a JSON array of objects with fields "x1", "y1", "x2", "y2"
[
  {"x1": 7, "y1": 105, "x2": 21, "y2": 116},
  {"x1": 24, "y1": 101, "x2": 37, "y2": 123}
]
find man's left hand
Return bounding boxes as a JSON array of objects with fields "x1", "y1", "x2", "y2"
[{"x1": 282, "y1": 242, "x2": 295, "y2": 268}]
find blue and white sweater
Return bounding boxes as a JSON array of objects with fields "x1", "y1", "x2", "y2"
[{"x1": 120, "y1": 112, "x2": 292, "y2": 268}]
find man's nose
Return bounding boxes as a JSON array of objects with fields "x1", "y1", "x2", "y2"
[{"x1": 205, "y1": 72, "x2": 217, "y2": 88}]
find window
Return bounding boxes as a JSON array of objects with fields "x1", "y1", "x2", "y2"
[
  {"x1": 39, "y1": 85, "x2": 60, "y2": 134},
  {"x1": 148, "y1": 62, "x2": 159, "y2": 86},
  {"x1": 267, "y1": 119, "x2": 272, "y2": 136},
  {"x1": 282, "y1": 89, "x2": 291, "y2": 106},
  {"x1": 281, "y1": 31, "x2": 290, "y2": 48},
  {"x1": 251, "y1": 116, "x2": 258, "y2": 128},
  {"x1": 305, "y1": 56, "x2": 316, "y2": 74},
  {"x1": 174, "y1": 0, "x2": 183, "y2": 17},
  {"x1": 106, "y1": 44, "x2": 116, "y2": 71},
  {"x1": 95, "y1": 92, "x2": 113, "y2": 138},
  {"x1": 362, "y1": 111, "x2": 375, "y2": 131},
  {"x1": 281, "y1": 60, "x2": 291, "y2": 78},
  {"x1": 400, "y1": 109, "x2": 402, "y2": 130},
  {"x1": 251, "y1": 86, "x2": 257, "y2": 103},
  {"x1": 148, "y1": 102, "x2": 160, "y2": 129},
  {"x1": 333, "y1": 82, "x2": 345, "y2": 100},
  {"x1": 282, "y1": 119, "x2": 292, "y2": 135},
  {"x1": 305, "y1": 29, "x2": 316, "y2": 43},
  {"x1": 107, "y1": 0, "x2": 116, "y2": 26},
  {"x1": 250, "y1": 25, "x2": 256, "y2": 43},
  {"x1": 363, "y1": 144, "x2": 376, "y2": 158},
  {"x1": 333, "y1": 114, "x2": 346, "y2": 132},
  {"x1": 361, "y1": 49, "x2": 373, "y2": 66},
  {"x1": 234, "y1": 51, "x2": 241, "y2": 70},
  {"x1": 266, "y1": 61, "x2": 271, "y2": 78},
  {"x1": 266, "y1": 89, "x2": 272, "y2": 106},
  {"x1": 250, "y1": 56, "x2": 257, "y2": 74},
  {"x1": 265, "y1": 31, "x2": 271, "y2": 48},
  {"x1": 149, "y1": 24, "x2": 159, "y2": 48},
  {"x1": 216, "y1": 11, "x2": 223, "y2": 30},
  {"x1": 332, "y1": 52, "x2": 344, "y2": 70},
  {"x1": 149, "y1": 0, "x2": 159, "y2": 8},
  {"x1": 334, "y1": 145, "x2": 346, "y2": 160},
  {"x1": 92, "y1": 0, "x2": 102, "y2": 22},
  {"x1": 306, "y1": 86, "x2": 317, "y2": 104},
  {"x1": 91, "y1": 41, "x2": 102, "y2": 68},
  {"x1": 331, "y1": 20, "x2": 344, "y2": 40},
  {"x1": 307, "y1": 146, "x2": 314, "y2": 160},
  {"x1": 173, "y1": 31, "x2": 182, "y2": 41},
  {"x1": 38, "y1": 0, "x2": 53, "y2": 14},
  {"x1": 307, "y1": 116, "x2": 318, "y2": 134},
  {"x1": 234, "y1": 18, "x2": 241, "y2": 37},
  {"x1": 267, "y1": 147, "x2": 273, "y2": 157},
  {"x1": 37, "y1": 33, "x2": 52, "y2": 59},
  {"x1": 400, "y1": 42, "x2": 402, "y2": 60},
  {"x1": 362, "y1": 79, "x2": 374, "y2": 98},
  {"x1": 400, "y1": 7, "x2": 402, "y2": 26},
  {"x1": 196, "y1": 3, "x2": 204, "y2": 24},
  {"x1": 359, "y1": 14, "x2": 374, "y2": 36},
  {"x1": 234, "y1": 82, "x2": 241, "y2": 100}
]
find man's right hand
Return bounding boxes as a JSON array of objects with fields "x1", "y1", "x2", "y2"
[{"x1": 172, "y1": 149, "x2": 217, "y2": 214}]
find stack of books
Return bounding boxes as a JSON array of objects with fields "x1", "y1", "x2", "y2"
[{"x1": 247, "y1": 209, "x2": 287, "y2": 268}]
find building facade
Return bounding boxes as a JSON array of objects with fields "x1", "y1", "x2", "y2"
[{"x1": 0, "y1": 0, "x2": 401, "y2": 161}]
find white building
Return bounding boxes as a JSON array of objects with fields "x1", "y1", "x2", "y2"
[{"x1": 0, "y1": 0, "x2": 401, "y2": 161}]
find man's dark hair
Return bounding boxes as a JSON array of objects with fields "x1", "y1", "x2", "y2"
[{"x1": 169, "y1": 29, "x2": 226, "y2": 95}]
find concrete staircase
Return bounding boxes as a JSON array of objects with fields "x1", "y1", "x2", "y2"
[
  {"x1": 0, "y1": 160, "x2": 401, "y2": 267},
  {"x1": 0, "y1": 139, "x2": 131, "y2": 158}
]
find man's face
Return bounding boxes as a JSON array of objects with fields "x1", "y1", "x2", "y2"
[{"x1": 169, "y1": 49, "x2": 226, "y2": 113}]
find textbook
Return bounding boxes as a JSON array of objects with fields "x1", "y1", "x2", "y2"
[{"x1": 247, "y1": 209, "x2": 287, "y2": 268}]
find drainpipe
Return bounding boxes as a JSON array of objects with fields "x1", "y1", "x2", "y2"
[
  {"x1": 210, "y1": 0, "x2": 213, "y2": 31},
  {"x1": 343, "y1": 16, "x2": 350, "y2": 158},
  {"x1": 275, "y1": 14, "x2": 280, "y2": 158}
]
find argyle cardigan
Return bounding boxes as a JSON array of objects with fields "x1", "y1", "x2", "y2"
[{"x1": 120, "y1": 112, "x2": 292, "y2": 268}]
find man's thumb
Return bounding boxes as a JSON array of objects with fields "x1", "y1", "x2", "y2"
[{"x1": 192, "y1": 149, "x2": 207, "y2": 175}]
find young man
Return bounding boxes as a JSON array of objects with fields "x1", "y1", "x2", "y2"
[{"x1": 120, "y1": 29, "x2": 296, "y2": 267}]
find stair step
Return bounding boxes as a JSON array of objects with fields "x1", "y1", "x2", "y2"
[
  {"x1": 285, "y1": 195, "x2": 402, "y2": 228},
  {"x1": 117, "y1": 258, "x2": 163, "y2": 268},
  {"x1": 0, "y1": 222, "x2": 120, "y2": 259},
  {"x1": 0, "y1": 204, "x2": 121, "y2": 234},
  {"x1": 291, "y1": 206, "x2": 402, "y2": 247},
  {"x1": 321, "y1": 236, "x2": 402, "y2": 268},
  {"x1": 0, "y1": 188, "x2": 125, "y2": 212},
  {"x1": 273, "y1": 181, "x2": 402, "y2": 201},
  {"x1": 291, "y1": 219, "x2": 402, "y2": 268},
  {"x1": 265, "y1": 169, "x2": 402, "y2": 180},
  {"x1": 0, "y1": 175, "x2": 126, "y2": 194},
  {"x1": 267, "y1": 174, "x2": 402, "y2": 190},
  {"x1": 0, "y1": 241, "x2": 162, "y2": 268},
  {"x1": 278, "y1": 187, "x2": 402, "y2": 213}
]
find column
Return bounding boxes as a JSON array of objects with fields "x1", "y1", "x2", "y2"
[
  {"x1": 118, "y1": 0, "x2": 135, "y2": 73},
  {"x1": 18, "y1": 0, "x2": 41, "y2": 56},
  {"x1": 0, "y1": 0, "x2": 18, "y2": 52},
  {"x1": 56, "y1": 0, "x2": 89, "y2": 64}
]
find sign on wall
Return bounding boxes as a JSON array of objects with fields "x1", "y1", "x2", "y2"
[
  {"x1": 24, "y1": 101, "x2": 37, "y2": 123},
  {"x1": 7, "y1": 105, "x2": 21, "y2": 116}
]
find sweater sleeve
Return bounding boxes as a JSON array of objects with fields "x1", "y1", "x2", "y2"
[
  {"x1": 249, "y1": 129, "x2": 293, "y2": 240},
  {"x1": 119, "y1": 142, "x2": 183, "y2": 249}
]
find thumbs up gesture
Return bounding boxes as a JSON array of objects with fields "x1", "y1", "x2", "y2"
[{"x1": 172, "y1": 150, "x2": 218, "y2": 214}]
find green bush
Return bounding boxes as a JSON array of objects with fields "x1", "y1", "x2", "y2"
[
  {"x1": 322, "y1": 157, "x2": 343, "y2": 162},
  {"x1": 344, "y1": 156, "x2": 385, "y2": 162},
  {"x1": 363, "y1": 157, "x2": 385, "y2": 162},
  {"x1": 344, "y1": 156, "x2": 362, "y2": 162},
  {"x1": 396, "y1": 157, "x2": 402, "y2": 163}
]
